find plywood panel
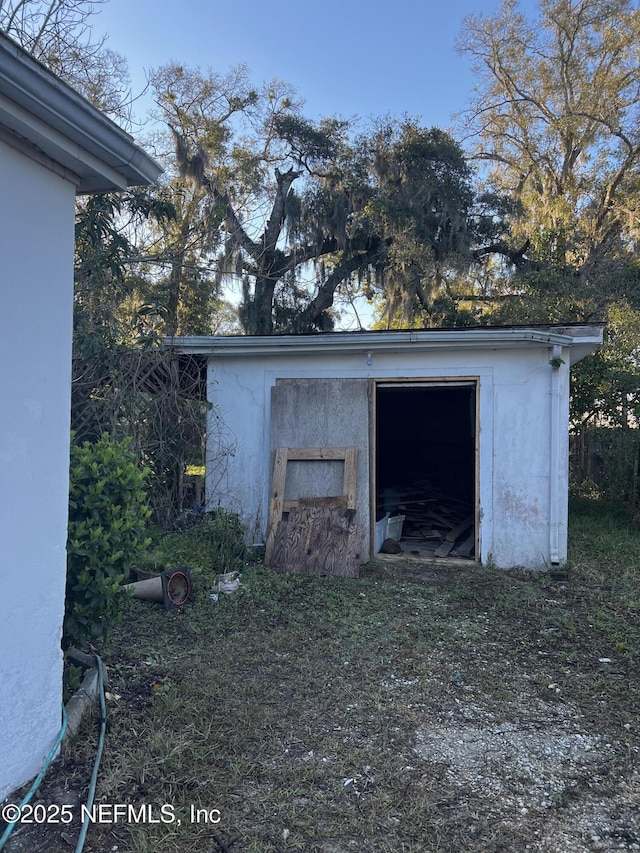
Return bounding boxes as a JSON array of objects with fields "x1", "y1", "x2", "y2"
[
  {"x1": 265, "y1": 446, "x2": 357, "y2": 562},
  {"x1": 270, "y1": 378, "x2": 371, "y2": 552},
  {"x1": 270, "y1": 507, "x2": 363, "y2": 577}
]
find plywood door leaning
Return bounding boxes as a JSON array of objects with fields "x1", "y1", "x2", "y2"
[
  {"x1": 266, "y1": 447, "x2": 363, "y2": 577},
  {"x1": 270, "y1": 505, "x2": 363, "y2": 578}
]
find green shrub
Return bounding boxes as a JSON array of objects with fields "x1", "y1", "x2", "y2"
[{"x1": 65, "y1": 433, "x2": 152, "y2": 649}]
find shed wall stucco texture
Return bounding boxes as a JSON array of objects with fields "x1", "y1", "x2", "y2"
[{"x1": 204, "y1": 343, "x2": 570, "y2": 569}]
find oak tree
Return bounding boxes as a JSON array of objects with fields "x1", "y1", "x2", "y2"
[
  {"x1": 150, "y1": 63, "x2": 476, "y2": 334},
  {"x1": 458, "y1": 0, "x2": 640, "y2": 278}
]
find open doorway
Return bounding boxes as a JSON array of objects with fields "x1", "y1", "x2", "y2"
[{"x1": 374, "y1": 381, "x2": 477, "y2": 560}]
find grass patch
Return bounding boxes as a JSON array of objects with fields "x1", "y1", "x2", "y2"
[{"x1": 6, "y1": 500, "x2": 640, "y2": 853}]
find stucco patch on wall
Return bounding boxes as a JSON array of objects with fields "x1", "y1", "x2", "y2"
[{"x1": 496, "y1": 483, "x2": 543, "y2": 529}]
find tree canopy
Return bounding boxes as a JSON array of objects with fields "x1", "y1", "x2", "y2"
[
  {"x1": 145, "y1": 63, "x2": 477, "y2": 335},
  {"x1": 0, "y1": 0, "x2": 132, "y2": 119},
  {"x1": 458, "y1": 0, "x2": 640, "y2": 283},
  {"x1": 455, "y1": 0, "x2": 640, "y2": 455},
  {"x1": 8, "y1": 0, "x2": 640, "y2": 505}
]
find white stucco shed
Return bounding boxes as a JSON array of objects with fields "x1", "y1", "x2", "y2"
[
  {"x1": 171, "y1": 324, "x2": 603, "y2": 570},
  {"x1": 0, "y1": 33, "x2": 161, "y2": 800}
]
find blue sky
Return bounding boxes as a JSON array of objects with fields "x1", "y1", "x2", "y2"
[{"x1": 94, "y1": 0, "x2": 541, "y2": 134}]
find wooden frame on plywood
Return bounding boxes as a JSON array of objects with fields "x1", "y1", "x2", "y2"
[{"x1": 265, "y1": 446, "x2": 357, "y2": 564}]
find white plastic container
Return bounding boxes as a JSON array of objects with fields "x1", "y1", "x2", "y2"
[
  {"x1": 386, "y1": 514, "x2": 406, "y2": 542},
  {"x1": 374, "y1": 513, "x2": 390, "y2": 552},
  {"x1": 374, "y1": 513, "x2": 406, "y2": 551}
]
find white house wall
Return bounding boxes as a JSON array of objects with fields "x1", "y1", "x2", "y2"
[
  {"x1": 0, "y1": 139, "x2": 75, "y2": 798},
  {"x1": 205, "y1": 341, "x2": 570, "y2": 569}
]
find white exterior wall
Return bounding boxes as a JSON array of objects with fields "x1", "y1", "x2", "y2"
[
  {"x1": 0, "y1": 139, "x2": 75, "y2": 798},
  {"x1": 490, "y1": 347, "x2": 570, "y2": 567},
  {"x1": 205, "y1": 341, "x2": 571, "y2": 569}
]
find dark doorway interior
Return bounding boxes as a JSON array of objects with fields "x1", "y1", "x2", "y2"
[{"x1": 375, "y1": 382, "x2": 476, "y2": 559}]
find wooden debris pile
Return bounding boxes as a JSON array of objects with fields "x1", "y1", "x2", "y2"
[{"x1": 378, "y1": 482, "x2": 475, "y2": 559}]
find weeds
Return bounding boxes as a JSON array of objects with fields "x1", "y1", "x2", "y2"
[
  {"x1": 138, "y1": 508, "x2": 247, "y2": 585},
  {"x1": 6, "y1": 499, "x2": 640, "y2": 853}
]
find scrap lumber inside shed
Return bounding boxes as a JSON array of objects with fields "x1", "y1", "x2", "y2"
[{"x1": 379, "y1": 484, "x2": 475, "y2": 559}]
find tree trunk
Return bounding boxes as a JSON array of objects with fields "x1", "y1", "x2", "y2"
[
  {"x1": 243, "y1": 275, "x2": 276, "y2": 335},
  {"x1": 165, "y1": 218, "x2": 192, "y2": 337}
]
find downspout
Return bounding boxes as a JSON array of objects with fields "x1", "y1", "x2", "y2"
[{"x1": 549, "y1": 345, "x2": 563, "y2": 564}]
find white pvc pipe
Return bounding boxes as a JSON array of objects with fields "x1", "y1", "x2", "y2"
[{"x1": 549, "y1": 345, "x2": 562, "y2": 564}]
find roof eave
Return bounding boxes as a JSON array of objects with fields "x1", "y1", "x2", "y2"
[
  {"x1": 0, "y1": 32, "x2": 162, "y2": 193},
  {"x1": 165, "y1": 326, "x2": 604, "y2": 360}
]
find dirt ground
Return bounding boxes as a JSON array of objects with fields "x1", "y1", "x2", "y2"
[{"x1": 3, "y1": 553, "x2": 640, "y2": 853}]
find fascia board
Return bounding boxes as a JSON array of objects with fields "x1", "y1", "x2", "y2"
[
  {"x1": 165, "y1": 328, "x2": 595, "y2": 358},
  {"x1": 0, "y1": 93, "x2": 130, "y2": 190},
  {"x1": 567, "y1": 336, "x2": 605, "y2": 365},
  {"x1": 0, "y1": 33, "x2": 162, "y2": 192},
  {"x1": 553, "y1": 325, "x2": 604, "y2": 365}
]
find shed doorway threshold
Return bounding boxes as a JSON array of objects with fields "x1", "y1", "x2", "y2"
[{"x1": 372, "y1": 552, "x2": 475, "y2": 568}]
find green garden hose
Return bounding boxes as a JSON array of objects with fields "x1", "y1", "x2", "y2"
[
  {"x1": 0, "y1": 705, "x2": 68, "y2": 850},
  {"x1": 0, "y1": 654, "x2": 107, "y2": 853}
]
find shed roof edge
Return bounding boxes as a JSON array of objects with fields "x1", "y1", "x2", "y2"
[{"x1": 165, "y1": 326, "x2": 604, "y2": 358}]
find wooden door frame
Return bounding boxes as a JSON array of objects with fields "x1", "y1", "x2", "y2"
[{"x1": 265, "y1": 446, "x2": 358, "y2": 564}]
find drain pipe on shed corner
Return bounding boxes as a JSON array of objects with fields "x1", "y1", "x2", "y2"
[
  {"x1": 549, "y1": 344, "x2": 564, "y2": 565},
  {"x1": 73, "y1": 654, "x2": 107, "y2": 853}
]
